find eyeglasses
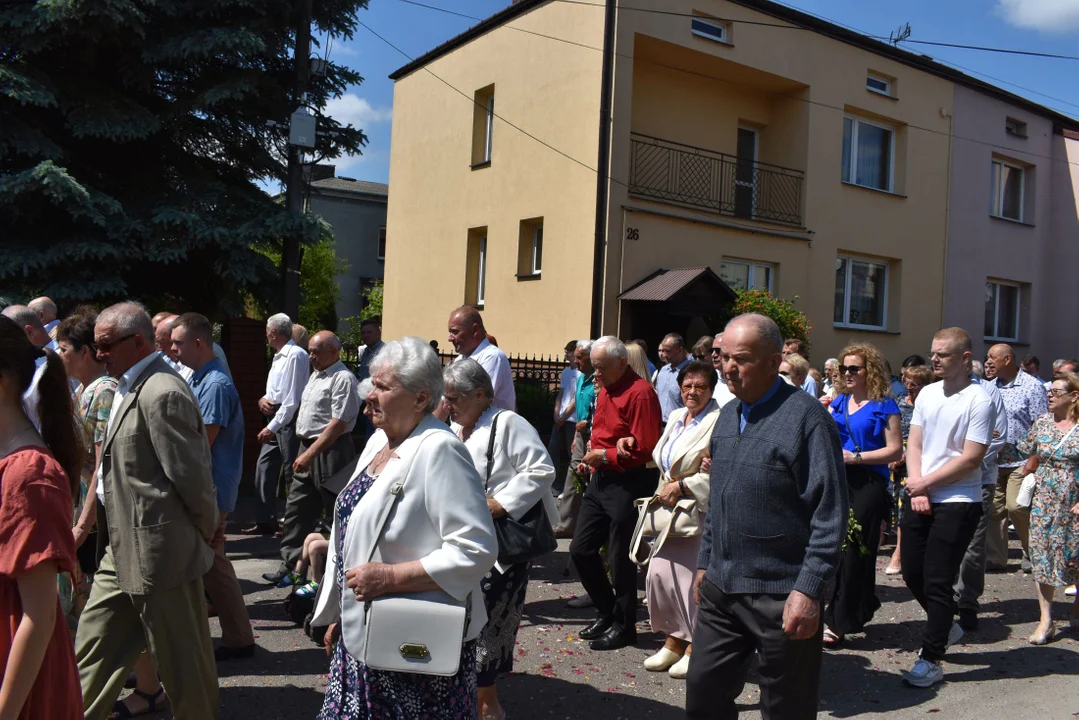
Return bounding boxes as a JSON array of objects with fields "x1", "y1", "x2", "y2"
[
  {"x1": 838, "y1": 365, "x2": 865, "y2": 375},
  {"x1": 94, "y1": 333, "x2": 136, "y2": 353},
  {"x1": 710, "y1": 347, "x2": 722, "y2": 355},
  {"x1": 927, "y1": 351, "x2": 956, "y2": 360},
  {"x1": 1047, "y1": 388, "x2": 1076, "y2": 397},
  {"x1": 779, "y1": 370, "x2": 790, "y2": 377}
]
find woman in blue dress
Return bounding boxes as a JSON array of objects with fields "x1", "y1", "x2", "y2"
[{"x1": 822, "y1": 344, "x2": 903, "y2": 647}]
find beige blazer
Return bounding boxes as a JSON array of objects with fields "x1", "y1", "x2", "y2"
[
  {"x1": 98, "y1": 355, "x2": 217, "y2": 595},
  {"x1": 650, "y1": 401, "x2": 722, "y2": 522}
]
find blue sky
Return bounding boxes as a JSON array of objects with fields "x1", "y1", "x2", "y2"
[{"x1": 308, "y1": 0, "x2": 1079, "y2": 186}]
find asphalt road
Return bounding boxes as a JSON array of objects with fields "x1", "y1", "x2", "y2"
[{"x1": 128, "y1": 511, "x2": 1079, "y2": 719}]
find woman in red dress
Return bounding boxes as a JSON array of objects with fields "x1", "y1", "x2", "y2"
[{"x1": 0, "y1": 314, "x2": 84, "y2": 719}]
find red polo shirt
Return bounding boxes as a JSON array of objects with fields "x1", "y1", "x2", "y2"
[{"x1": 590, "y1": 368, "x2": 663, "y2": 471}]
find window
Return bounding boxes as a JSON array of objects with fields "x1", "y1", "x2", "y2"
[
  {"x1": 691, "y1": 17, "x2": 729, "y2": 44},
  {"x1": 465, "y1": 227, "x2": 488, "y2": 307},
  {"x1": 719, "y1": 260, "x2": 773, "y2": 292},
  {"x1": 834, "y1": 255, "x2": 888, "y2": 329},
  {"x1": 984, "y1": 281, "x2": 1020, "y2": 341},
  {"x1": 990, "y1": 159, "x2": 1024, "y2": 222},
  {"x1": 516, "y1": 218, "x2": 543, "y2": 278},
  {"x1": 377, "y1": 227, "x2": 386, "y2": 261},
  {"x1": 842, "y1": 116, "x2": 894, "y2": 192},
  {"x1": 866, "y1": 73, "x2": 891, "y2": 96},
  {"x1": 1005, "y1": 117, "x2": 1027, "y2": 138},
  {"x1": 471, "y1": 85, "x2": 495, "y2": 167}
]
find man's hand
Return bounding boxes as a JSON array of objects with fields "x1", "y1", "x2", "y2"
[
  {"x1": 910, "y1": 496, "x2": 933, "y2": 515},
  {"x1": 615, "y1": 437, "x2": 637, "y2": 459},
  {"x1": 258, "y1": 398, "x2": 275, "y2": 416},
  {"x1": 575, "y1": 420, "x2": 587, "y2": 433},
  {"x1": 324, "y1": 623, "x2": 340, "y2": 657},
  {"x1": 699, "y1": 457, "x2": 712, "y2": 474},
  {"x1": 693, "y1": 569, "x2": 706, "y2": 605},
  {"x1": 581, "y1": 449, "x2": 607, "y2": 469},
  {"x1": 781, "y1": 590, "x2": 820, "y2": 640},
  {"x1": 257, "y1": 427, "x2": 274, "y2": 444},
  {"x1": 554, "y1": 417, "x2": 564, "y2": 429},
  {"x1": 904, "y1": 475, "x2": 929, "y2": 497},
  {"x1": 293, "y1": 451, "x2": 312, "y2": 474},
  {"x1": 487, "y1": 497, "x2": 507, "y2": 519},
  {"x1": 345, "y1": 563, "x2": 396, "y2": 602},
  {"x1": 656, "y1": 481, "x2": 682, "y2": 507}
]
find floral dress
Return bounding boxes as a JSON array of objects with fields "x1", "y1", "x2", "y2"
[
  {"x1": 1018, "y1": 415, "x2": 1079, "y2": 587},
  {"x1": 318, "y1": 470, "x2": 478, "y2": 720}
]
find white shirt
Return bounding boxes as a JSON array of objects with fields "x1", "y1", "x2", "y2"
[
  {"x1": 975, "y1": 376, "x2": 1009, "y2": 486},
  {"x1": 911, "y1": 380, "x2": 994, "y2": 504},
  {"x1": 96, "y1": 352, "x2": 159, "y2": 504},
  {"x1": 21, "y1": 358, "x2": 47, "y2": 432},
  {"x1": 713, "y1": 373, "x2": 736, "y2": 409},
  {"x1": 556, "y1": 366, "x2": 580, "y2": 423},
  {"x1": 263, "y1": 340, "x2": 310, "y2": 432},
  {"x1": 161, "y1": 352, "x2": 195, "y2": 382},
  {"x1": 457, "y1": 339, "x2": 515, "y2": 412},
  {"x1": 661, "y1": 402, "x2": 711, "y2": 475}
]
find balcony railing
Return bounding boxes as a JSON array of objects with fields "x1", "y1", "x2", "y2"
[{"x1": 628, "y1": 133, "x2": 805, "y2": 227}]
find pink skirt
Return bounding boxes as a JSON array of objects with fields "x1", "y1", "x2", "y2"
[{"x1": 645, "y1": 534, "x2": 702, "y2": 642}]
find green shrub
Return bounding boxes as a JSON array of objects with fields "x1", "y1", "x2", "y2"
[{"x1": 728, "y1": 288, "x2": 811, "y2": 343}]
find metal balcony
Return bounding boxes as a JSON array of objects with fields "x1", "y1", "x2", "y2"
[{"x1": 628, "y1": 133, "x2": 805, "y2": 227}]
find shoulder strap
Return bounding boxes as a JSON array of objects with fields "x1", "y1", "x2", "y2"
[
  {"x1": 485, "y1": 411, "x2": 504, "y2": 491},
  {"x1": 1052, "y1": 424, "x2": 1078, "y2": 455},
  {"x1": 842, "y1": 394, "x2": 862, "y2": 453}
]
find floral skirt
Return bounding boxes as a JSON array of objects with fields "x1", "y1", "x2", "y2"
[{"x1": 317, "y1": 639, "x2": 477, "y2": 720}]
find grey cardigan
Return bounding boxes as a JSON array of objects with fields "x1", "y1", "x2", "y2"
[{"x1": 697, "y1": 381, "x2": 847, "y2": 600}]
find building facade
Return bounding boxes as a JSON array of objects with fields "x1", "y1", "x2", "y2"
[{"x1": 383, "y1": 0, "x2": 1079, "y2": 365}]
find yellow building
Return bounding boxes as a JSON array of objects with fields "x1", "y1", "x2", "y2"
[{"x1": 382, "y1": 0, "x2": 1068, "y2": 363}]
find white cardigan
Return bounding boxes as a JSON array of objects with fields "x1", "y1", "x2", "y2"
[
  {"x1": 453, "y1": 408, "x2": 558, "y2": 572},
  {"x1": 311, "y1": 414, "x2": 497, "y2": 657}
]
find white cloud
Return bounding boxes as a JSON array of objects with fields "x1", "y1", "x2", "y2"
[
  {"x1": 323, "y1": 94, "x2": 392, "y2": 129},
  {"x1": 996, "y1": 0, "x2": 1079, "y2": 32}
]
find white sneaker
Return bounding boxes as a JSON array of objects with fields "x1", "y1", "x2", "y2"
[
  {"x1": 1065, "y1": 585, "x2": 1077, "y2": 597},
  {"x1": 903, "y1": 658, "x2": 944, "y2": 688},
  {"x1": 668, "y1": 653, "x2": 690, "y2": 679},
  {"x1": 946, "y1": 622, "x2": 964, "y2": 650},
  {"x1": 643, "y1": 647, "x2": 682, "y2": 671}
]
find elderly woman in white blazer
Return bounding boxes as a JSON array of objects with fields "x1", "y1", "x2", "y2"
[
  {"x1": 311, "y1": 338, "x2": 497, "y2": 720},
  {"x1": 622, "y1": 360, "x2": 721, "y2": 680},
  {"x1": 443, "y1": 358, "x2": 557, "y2": 720}
]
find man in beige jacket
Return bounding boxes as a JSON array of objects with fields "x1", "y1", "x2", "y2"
[{"x1": 75, "y1": 302, "x2": 220, "y2": 720}]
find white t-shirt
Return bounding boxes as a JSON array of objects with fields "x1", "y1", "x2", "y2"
[
  {"x1": 911, "y1": 381, "x2": 993, "y2": 503},
  {"x1": 557, "y1": 366, "x2": 580, "y2": 422},
  {"x1": 457, "y1": 339, "x2": 516, "y2": 412}
]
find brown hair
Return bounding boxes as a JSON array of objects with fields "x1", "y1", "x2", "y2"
[
  {"x1": 902, "y1": 365, "x2": 935, "y2": 387},
  {"x1": 934, "y1": 327, "x2": 973, "y2": 353},
  {"x1": 0, "y1": 317, "x2": 84, "y2": 496},
  {"x1": 1052, "y1": 372, "x2": 1079, "y2": 423},
  {"x1": 836, "y1": 343, "x2": 890, "y2": 401}
]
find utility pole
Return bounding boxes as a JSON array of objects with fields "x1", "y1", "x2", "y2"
[{"x1": 283, "y1": 0, "x2": 313, "y2": 321}]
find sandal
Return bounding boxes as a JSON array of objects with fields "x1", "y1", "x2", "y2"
[
  {"x1": 822, "y1": 629, "x2": 844, "y2": 649},
  {"x1": 109, "y1": 687, "x2": 167, "y2": 719}
]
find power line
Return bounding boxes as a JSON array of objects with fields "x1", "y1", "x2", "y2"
[
  {"x1": 900, "y1": 38, "x2": 1079, "y2": 61},
  {"x1": 382, "y1": 0, "x2": 1079, "y2": 169}
]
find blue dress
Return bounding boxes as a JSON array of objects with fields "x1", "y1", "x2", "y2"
[
  {"x1": 829, "y1": 394, "x2": 900, "y2": 478},
  {"x1": 318, "y1": 470, "x2": 478, "y2": 720}
]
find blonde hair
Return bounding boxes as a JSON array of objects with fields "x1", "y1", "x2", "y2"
[
  {"x1": 1052, "y1": 372, "x2": 1079, "y2": 423},
  {"x1": 836, "y1": 344, "x2": 890, "y2": 401},
  {"x1": 626, "y1": 342, "x2": 651, "y2": 380},
  {"x1": 784, "y1": 353, "x2": 810, "y2": 378}
]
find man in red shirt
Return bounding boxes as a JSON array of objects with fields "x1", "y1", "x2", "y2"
[{"x1": 570, "y1": 336, "x2": 663, "y2": 650}]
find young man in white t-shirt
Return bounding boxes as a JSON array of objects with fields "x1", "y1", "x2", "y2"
[{"x1": 901, "y1": 327, "x2": 993, "y2": 688}]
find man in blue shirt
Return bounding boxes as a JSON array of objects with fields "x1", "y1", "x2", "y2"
[
  {"x1": 656, "y1": 333, "x2": 690, "y2": 423},
  {"x1": 173, "y1": 312, "x2": 255, "y2": 661}
]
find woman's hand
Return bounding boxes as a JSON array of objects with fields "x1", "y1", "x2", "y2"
[
  {"x1": 1071, "y1": 502, "x2": 1079, "y2": 515},
  {"x1": 819, "y1": 395, "x2": 832, "y2": 407},
  {"x1": 615, "y1": 437, "x2": 637, "y2": 459},
  {"x1": 699, "y1": 457, "x2": 712, "y2": 474},
  {"x1": 656, "y1": 481, "x2": 682, "y2": 507},
  {"x1": 72, "y1": 522, "x2": 91, "y2": 549},
  {"x1": 487, "y1": 497, "x2": 507, "y2": 519},
  {"x1": 345, "y1": 563, "x2": 396, "y2": 602},
  {"x1": 1022, "y1": 455, "x2": 1039, "y2": 476},
  {"x1": 842, "y1": 450, "x2": 857, "y2": 465},
  {"x1": 323, "y1": 623, "x2": 340, "y2": 656}
]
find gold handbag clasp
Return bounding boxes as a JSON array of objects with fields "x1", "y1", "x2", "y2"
[{"x1": 399, "y1": 643, "x2": 430, "y2": 660}]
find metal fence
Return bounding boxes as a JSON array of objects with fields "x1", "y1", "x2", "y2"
[{"x1": 629, "y1": 133, "x2": 805, "y2": 226}]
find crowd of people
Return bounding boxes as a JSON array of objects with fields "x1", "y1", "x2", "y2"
[{"x1": 0, "y1": 294, "x2": 1077, "y2": 720}]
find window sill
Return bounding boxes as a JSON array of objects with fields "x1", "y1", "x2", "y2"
[
  {"x1": 470, "y1": 160, "x2": 492, "y2": 171},
  {"x1": 833, "y1": 323, "x2": 899, "y2": 335},
  {"x1": 985, "y1": 336, "x2": 1024, "y2": 345},
  {"x1": 515, "y1": 272, "x2": 542, "y2": 281},
  {"x1": 989, "y1": 214, "x2": 1034, "y2": 228},
  {"x1": 866, "y1": 88, "x2": 898, "y2": 101},
  {"x1": 841, "y1": 180, "x2": 906, "y2": 198}
]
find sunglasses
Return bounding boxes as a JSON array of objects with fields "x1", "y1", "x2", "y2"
[
  {"x1": 94, "y1": 333, "x2": 136, "y2": 353},
  {"x1": 709, "y1": 347, "x2": 722, "y2": 355},
  {"x1": 839, "y1": 365, "x2": 865, "y2": 375}
]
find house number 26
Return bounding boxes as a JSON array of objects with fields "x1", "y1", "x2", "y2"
[{"x1": 626, "y1": 227, "x2": 640, "y2": 241}]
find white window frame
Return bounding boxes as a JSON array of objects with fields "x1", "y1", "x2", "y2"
[
  {"x1": 376, "y1": 226, "x2": 386, "y2": 261},
  {"x1": 866, "y1": 73, "x2": 891, "y2": 97},
  {"x1": 483, "y1": 94, "x2": 494, "y2": 164},
  {"x1": 842, "y1": 115, "x2": 896, "y2": 193},
  {"x1": 691, "y1": 17, "x2": 728, "y2": 44},
  {"x1": 720, "y1": 259, "x2": 773, "y2": 293},
  {"x1": 1005, "y1": 117, "x2": 1027, "y2": 138},
  {"x1": 985, "y1": 280, "x2": 1021, "y2": 342},
  {"x1": 530, "y1": 226, "x2": 543, "y2": 275},
  {"x1": 990, "y1": 159, "x2": 1024, "y2": 222},
  {"x1": 834, "y1": 254, "x2": 889, "y2": 331},
  {"x1": 477, "y1": 236, "x2": 487, "y2": 307}
]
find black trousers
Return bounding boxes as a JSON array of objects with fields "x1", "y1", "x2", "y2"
[
  {"x1": 900, "y1": 501, "x2": 981, "y2": 662},
  {"x1": 568, "y1": 466, "x2": 656, "y2": 633},
  {"x1": 823, "y1": 467, "x2": 892, "y2": 635},
  {"x1": 686, "y1": 579, "x2": 823, "y2": 720}
]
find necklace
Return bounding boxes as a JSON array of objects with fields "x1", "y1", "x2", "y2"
[{"x1": 1, "y1": 426, "x2": 38, "y2": 458}]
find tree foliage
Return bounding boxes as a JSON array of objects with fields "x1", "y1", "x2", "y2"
[
  {"x1": 339, "y1": 280, "x2": 382, "y2": 349},
  {"x1": 0, "y1": 0, "x2": 370, "y2": 316},
  {"x1": 255, "y1": 236, "x2": 348, "y2": 333},
  {"x1": 729, "y1": 288, "x2": 811, "y2": 343}
]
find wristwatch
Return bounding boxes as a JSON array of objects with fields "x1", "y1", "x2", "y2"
[
  {"x1": 854, "y1": 452, "x2": 863, "y2": 464},
  {"x1": 601, "y1": 452, "x2": 609, "y2": 465}
]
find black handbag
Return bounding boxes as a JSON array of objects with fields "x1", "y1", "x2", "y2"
[{"x1": 486, "y1": 412, "x2": 558, "y2": 566}]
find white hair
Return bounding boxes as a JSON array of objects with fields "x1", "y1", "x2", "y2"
[
  {"x1": 443, "y1": 358, "x2": 494, "y2": 399},
  {"x1": 369, "y1": 336, "x2": 443, "y2": 413},
  {"x1": 97, "y1": 302, "x2": 154, "y2": 343},
  {"x1": 724, "y1": 313, "x2": 783, "y2": 354},
  {"x1": 575, "y1": 339, "x2": 594, "y2": 354},
  {"x1": 825, "y1": 358, "x2": 838, "y2": 369},
  {"x1": 591, "y1": 335, "x2": 627, "y2": 361},
  {"x1": 266, "y1": 313, "x2": 293, "y2": 337},
  {"x1": 1053, "y1": 358, "x2": 1066, "y2": 371},
  {"x1": 971, "y1": 360, "x2": 985, "y2": 379}
]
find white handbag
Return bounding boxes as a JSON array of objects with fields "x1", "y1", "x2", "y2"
[
  {"x1": 358, "y1": 447, "x2": 471, "y2": 677},
  {"x1": 1017, "y1": 424, "x2": 1077, "y2": 508},
  {"x1": 628, "y1": 479, "x2": 701, "y2": 568}
]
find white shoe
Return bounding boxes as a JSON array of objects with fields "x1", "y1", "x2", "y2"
[
  {"x1": 643, "y1": 647, "x2": 682, "y2": 671},
  {"x1": 903, "y1": 658, "x2": 944, "y2": 688},
  {"x1": 668, "y1": 653, "x2": 690, "y2": 679},
  {"x1": 1065, "y1": 585, "x2": 1077, "y2": 597},
  {"x1": 946, "y1": 621, "x2": 964, "y2": 650}
]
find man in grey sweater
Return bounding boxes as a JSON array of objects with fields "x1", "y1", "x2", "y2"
[{"x1": 686, "y1": 314, "x2": 847, "y2": 720}]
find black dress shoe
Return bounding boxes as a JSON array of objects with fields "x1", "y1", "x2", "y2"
[
  {"x1": 215, "y1": 643, "x2": 256, "y2": 662},
  {"x1": 262, "y1": 569, "x2": 288, "y2": 585},
  {"x1": 589, "y1": 626, "x2": 636, "y2": 651},
  {"x1": 578, "y1": 616, "x2": 613, "y2": 640}
]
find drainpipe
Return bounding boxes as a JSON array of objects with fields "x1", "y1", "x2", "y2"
[
  {"x1": 590, "y1": 0, "x2": 617, "y2": 339},
  {"x1": 939, "y1": 107, "x2": 953, "y2": 330}
]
